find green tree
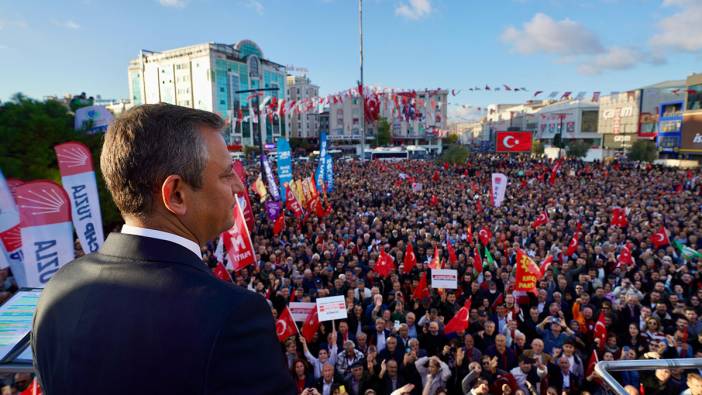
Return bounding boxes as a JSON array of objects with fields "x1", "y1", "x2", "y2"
[
  {"x1": 627, "y1": 139, "x2": 658, "y2": 162},
  {"x1": 531, "y1": 140, "x2": 545, "y2": 156},
  {"x1": 566, "y1": 140, "x2": 591, "y2": 159},
  {"x1": 445, "y1": 133, "x2": 460, "y2": 145},
  {"x1": 0, "y1": 93, "x2": 122, "y2": 231},
  {"x1": 376, "y1": 118, "x2": 391, "y2": 147},
  {"x1": 440, "y1": 144, "x2": 469, "y2": 164}
]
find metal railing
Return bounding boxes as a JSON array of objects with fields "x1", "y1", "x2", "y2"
[{"x1": 595, "y1": 358, "x2": 702, "y2": 394}]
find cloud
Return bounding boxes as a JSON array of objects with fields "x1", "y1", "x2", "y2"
[
  {"x1": 52, "y1": 20, "x2": 81, "y2": 30},
  {"x1": 501, "y1": 13, "x2": 603, "y2": 57},
  {"x1": 158, "y1": 0, "x2": 187, "y2": 8},
  {"x1": 241, "y1": 0, "x2": 265, "y2": 15},
  {"x1": 650, "y1": 0, "x2": 702, "y2": 53},
  {"x1": 395, "y1": 0, "x2": 432, "y2": 20},
  {"x1": 578, "y1": 47, "x2": 658, "y2": 75},
  {"x1": 0, "y1": 18, "x2": 28, "y2": 30}
]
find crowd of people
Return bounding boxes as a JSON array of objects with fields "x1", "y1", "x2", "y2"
[
  {"x1": 2, "y1": 153, "x2": 702, "y2": 395},
  {"x1": 208, "y1": 154, "x2": 702, "y2": 395}
]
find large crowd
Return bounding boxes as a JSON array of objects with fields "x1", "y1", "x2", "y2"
[
  {"x1": 2, "y1": 154, "x2": 702, "y2": 395},
  {"x1": 215, "y1": 155, "x2": 702, "y2": 395}
]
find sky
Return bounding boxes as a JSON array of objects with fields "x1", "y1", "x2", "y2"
[{"x1": 1, "y1": 0, "x2": 701, "y2": 121}]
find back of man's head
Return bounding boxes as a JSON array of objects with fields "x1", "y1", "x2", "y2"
[{"x1": 101, "y1": 103, "x2": 223, "y2": 218}]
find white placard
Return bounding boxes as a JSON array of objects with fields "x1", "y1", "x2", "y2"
[
  {"x1": 411, "y1": 182, "x2": 423, "y2": 192},
  {"x1": 289, "y1": 302, "x2": 316, "y2": 322},
  {"x1": 431, "y1": 269, "x2": 458, "y2": 289},
  {"x1": 316, "y1": 295, "x2": 347, "y2": 322}
]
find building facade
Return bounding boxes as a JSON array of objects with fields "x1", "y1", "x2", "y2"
[
  {"x1": 680, "y1": 73, "x2": 702, "y2": 156},
  {"x1": 127, "y1": 40, "x2": 287, "y2": 147},
  {"x1": 286, "y1": 75, "x2": 319, "y2": 140},
  {"x1": 536, "y1": 100, "x2": 600, "y2": 146}
]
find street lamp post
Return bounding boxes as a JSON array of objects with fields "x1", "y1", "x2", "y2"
[
  {"x1": 359, "y1": 0, "x2": 365, "y2": 161},
  {"x1": 235, "y1": 87, "x2": 280, "y2": 155}
]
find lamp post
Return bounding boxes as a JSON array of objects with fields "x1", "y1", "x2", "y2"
[
  {"x1": 235, "y1": 87, "x2": 280, "y2": 155},
  {"x1": 359, "y1": 0, "x2": 365, "y2": 161}
]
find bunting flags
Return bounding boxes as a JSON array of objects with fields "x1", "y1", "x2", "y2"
[
  {"x1": 54, "y1": 142, "x2": 104, "y2": 254},
  {"x1": 403, "y1": 243, "x2": 417, "y2": 274}
]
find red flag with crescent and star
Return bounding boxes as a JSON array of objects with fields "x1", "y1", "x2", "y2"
[
  {"x1": 566, "y1": 234, "x2": 579, "y2": 256},
  {"x1": 495, "y1": 131, "x2": 533, "y2": 152},
  {"x1": 444, "y1": 306, "x2": 470, "y2": 334},
  {"x1": 276, "y1": 307, "x2": 298, "y2": 342},
  {"x1": 428, "y1": 246, "x2": 442, "y2": 270},
  {"x1": 403, "y1": 243, "x2": 417, "y2": 274},
  {"x1": 301, "y1": 309, "x2": 320, "y2": 343},
  {"x1": 650, "y1": 225, "x2": 670, "y2": 249},
  {"x1": 478, "y1": 227, "x2": 492, "y2": 246},
  {"x1": 531, "y1": 212, "x2": 549, "y2": 228}
]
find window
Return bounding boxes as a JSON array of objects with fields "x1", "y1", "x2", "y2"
[
  {"x1": 686, "y1": 84, "x2": 702, "y2": 111},
  {"x1": 220, "y1": 100, "x2": 225, "y2": 105},
  {"x1": 581, "y1": 110, "x2": 598, "y2": 133}
]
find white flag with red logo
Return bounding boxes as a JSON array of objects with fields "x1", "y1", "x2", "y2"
[
  {"x1": 276, "y1": 307, "x2": 298, "y2": 342},
  {"x1": 15, "y1": 181, "x2": 75, "y2": 287},
  {"x1": 0, "y1": 171, "x2": 26, "y2": 286},
  {"x1": 491, "y1": 173, "x2": 508, "y2": 207},
  {"x1": 222, "y1": 199, "x2": 256, "y2": 271},
  {"x1": 54, "y1": 142, "x2": 104, "y2": 254}
]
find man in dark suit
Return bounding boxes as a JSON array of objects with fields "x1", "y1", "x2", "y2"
[
  {"x1": 32, "y1": 104, "x2": 295, "y2": 394},
  {"x1": 547, "y1": 356, "x2": 582, "y2": 394}
]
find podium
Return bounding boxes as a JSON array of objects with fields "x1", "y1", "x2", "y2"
[{"x1": 0, "y1": 289, "x2": 41, "y2": 374}]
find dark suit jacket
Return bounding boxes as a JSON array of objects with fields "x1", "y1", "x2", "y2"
[
  {"x1": 32, "y1": 233, "x2": 295, "y2": 395},
  {"x1": 547, "y1": 364, "x2": 581, "y2": 394}
]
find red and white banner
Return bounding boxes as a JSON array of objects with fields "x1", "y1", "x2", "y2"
[
  {"x1": 15, "y1": 181, "x2": 74, "y2": 287},
  {"x1": 222, "y1": 198, "x2": 256, "y2": 272},
  {"x1": 491, "y1": 173, "x2": 508, "y2": 208},
  {"x1": 54, "y1": 142, "x2": 104, "y2": 254},
  {"x1": 0, "y1": 171, "x2": 26, "y2": 286},
  {"x1": 232, "y1": 161, "x2": 255, "y2": 231},
  {"x1": 496, "y1": 131, "x2": 533, "y2": 152}
]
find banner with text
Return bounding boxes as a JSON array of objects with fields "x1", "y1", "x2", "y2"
[
  {"x1": 55, "y1": 142, "x2": 104, "y2": 254},
  {"x1": 222, "y1": 199, "x2": 256, "y2": 271},
  {"x1": 430, "y1": 269, "x2": 458, "y2": 289},
  {"x1": 15, "y1": 181, "x2": 74, "y2": 287},
  {"x1": 491, "y1": 173, "x2": 508, "y2": 208},
  {"x1": 316, "y1": 295, "x2": 347, "y2": 322},
  {"x1": 0, "y1": 170, "x2": 25, "y2": 286},
  {"x1": 276, "y1": 138, "x2": 293, "y2": 202}
]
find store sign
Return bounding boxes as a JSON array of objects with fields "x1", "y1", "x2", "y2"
[
  {"x1": 602, "y1": 106, "x2": 635, "y2": 120},
  {"x1": 603, "y1": 133, "x2": 636, "y2": 149},
  {"x1": 680, "y1": 113, "x2": 702, "y2": 152},
  {"x1": 657, "y1": 135, "x2": 680, "y2": 152}
]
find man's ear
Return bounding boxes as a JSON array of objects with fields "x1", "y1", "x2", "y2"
[{"x1": 161, "y1": 175, "x2": 189, "y2": 216}]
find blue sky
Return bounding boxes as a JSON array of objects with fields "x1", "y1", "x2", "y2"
[{"x1": 1, "y1": 0, "x2": 701, "y2": 120}]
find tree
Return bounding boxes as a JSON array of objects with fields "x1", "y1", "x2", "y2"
[
  {"x1": 440, "y1": 145, "x2": 469, "y2": 165},
  {"x1": 289, "y1": 137, "x2": 312, "y2": 153},
  {"x1": 376, "y1": 118, "x2": 391, "y2": 147},
  {"x1": 627, "y1": 139, "x2": 658, "y2": 162},
  {"x1": 445, "y1": 133, "x2": 460, "y2": 145},
  {"x1": 566, "y1": 140, "x2": 590, "y2": 159},
  {"x1": 531, "y1": 140, "x2": 545, "y2": 156},
  {"x1": 0, "y1": 93, "x2": 121, "y2": 231}
]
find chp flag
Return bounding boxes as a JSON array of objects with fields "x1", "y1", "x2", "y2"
[
  {"x1": 54, "y1": 142, "x2": 104, "y2": 254},
  {"x1": 15, "y1": 181, "x2": 75, "y2": 287},
  {"x1": 222, "y1": 198, "x2": 256, "y2": 271},
  {"x1": 0, "y1": 170, "x2": 26, "y2": 286},
  {"x1": 496, "y1": 131, "x2": 533, "y2": 153},
  {"x1": 491, "y1": 173, "x2": 508, "y2": 208}
]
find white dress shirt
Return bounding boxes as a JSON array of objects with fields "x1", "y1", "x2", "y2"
[{"x1": 122, "y1": 225, "x2": 202, "y2": 260}]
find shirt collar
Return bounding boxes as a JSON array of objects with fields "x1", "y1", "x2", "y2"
[{"x1": 121, "y1": 224, "x2": 203, "y2": 260}]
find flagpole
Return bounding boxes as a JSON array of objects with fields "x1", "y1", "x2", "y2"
[{"x1": 359, "y1": 0, "x2": 366, "y2": 162}]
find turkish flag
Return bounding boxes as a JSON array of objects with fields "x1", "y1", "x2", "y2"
[
  {"x1": 273, "y1": 214, "x2": 285, "y2": 236},
  {"x1": 464, "y1": 296, "x2": 472, "y2": 310},
  {"x1": 650, "y1": 225, "x2": 670, "y2": 249},
  {"x1": 550, "y1": 159, "x2": 563, "y2": 186},
  {"x1": 475, "y1": 199, "x2": 483, "y2": 213},
  {"x1": 466, "y1": 224, "x2": 474, "y2": 245},
  {"x1": 276, "y1": 307, "x2": 298, "y2": 343},
  {"x1": 18, "y1": 379, "x2": 42, "y2": 395},
  {"x1": 428, "y1": 246, "x2": 442, "y2": 270},
  {"x1": 531, "y1": 212, "x2": 549, "y2": 228},
  {"x1": 213, "y1": 261, "x2": 233, "y2": 283},
  {"x1": 301, "y1": 309, "x2": 320, "y2": 343},
  {"x1": 430, "y1": 194, "x2": 439, "y2": 206},
  {"x1": 473, "y1": 247, "x2": 483, "y2": 273},
  {"x1": 539, "y1": 255, "x2": 554, "y2": 278},
  {"x1": 374, "y1": 250, "x2": 395, "y2": 278},
  {"x1": 447, "y1": 239, "x2": 457, "y2": 265},
  {"x1": 566, "y1": 234, "x2": 579, "y2": 256},
  {"x1": 495, "y1": 131, "x2": 533, "y2": 152},
  {"x1": 478, "y1": 227, "x2": 492, "y2": 246},
  {"x1": 618, "y1": 244, "x2": 634, "y2": 267},
  {"x1": 444, "y1": 306, "x2": 470, "y2": 334},
  {"x1": 432, "y1": 170, "x2": 440, "y2": 182},
  {"x1": 594, "y1": 311, "x2": 607, "y2": 352},
  {"x1": 611, "y1": 207, "x2": 628, "y2": 227},
  {"x1": 413, "y1": 272, "x2": 431, "y2": 300},
  {"x1": 403, "y1": 243, "x2": 417, "y2": 274},
  {"x1": 585, "y1": 349, "x2": 599, "y2": 380}
]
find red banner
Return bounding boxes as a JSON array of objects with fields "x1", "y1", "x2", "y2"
[
  {"x1": 222, "y1": 199, "x2": 256, "y2": 271},
  {"x1": 515, "y1": 249, "x2": 540, "y2": 293},
  {"x1": 232, "y1": 161, "x2": 255, "y2": 231},
  {"x1": 496, "y1": 131, "x2": 533, "y2": 152}
]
